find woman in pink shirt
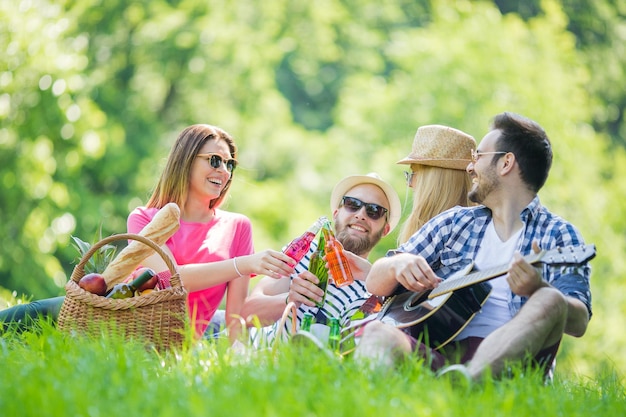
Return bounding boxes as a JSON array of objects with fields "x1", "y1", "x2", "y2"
[
  {"x1": 128, "y1": 124, "x2": 295, "y2": 340},
  {"x1": 0, "y1": 124, "x2": 294, "y2": 340}
]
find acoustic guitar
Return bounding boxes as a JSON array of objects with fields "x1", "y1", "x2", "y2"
[{"x1": 359, "y1": 244, "x2": 596, "y2": 351}]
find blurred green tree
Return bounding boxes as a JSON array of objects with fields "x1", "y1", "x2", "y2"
[{"x1": 1, "y1": 0, "x2": 625, "y2": 375}]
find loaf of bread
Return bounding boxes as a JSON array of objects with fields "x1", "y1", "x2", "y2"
[{"x1": 102, "y1": 202, "x2": 181, "y2": 288}]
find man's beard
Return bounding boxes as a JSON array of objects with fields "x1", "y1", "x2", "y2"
[
  {"x1": 468, "y1": 168, "x2": 498, "y2": 204},
  {"x1": 468, "y1": 186, "x2": 482, "y2": 204},
  {"x1": 334, "y1": 219, "x2": 384, "y2": 256}
]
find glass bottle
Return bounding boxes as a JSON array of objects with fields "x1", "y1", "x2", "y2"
[
  {"x1": 349, "y1": 294, "x2": 383, "y2": 322},
  {"x1": 301, "y1": 312, "x2": 314, "y2": 332},
  {"x1": 283, "y1": 217, "x2": 325, "y2": 264},
  {"x1": 321, "y1": 223, "x2": 354, "y2": 287},
  {"x1": 307, "y1": 232, "x2": 328, "y2": 307},
  {"x1": 328, "y1": 317, "x2": 341, "y2": 353},
  {"x1": 106, "y1": 268, "x2": 156, "y2": 299}
]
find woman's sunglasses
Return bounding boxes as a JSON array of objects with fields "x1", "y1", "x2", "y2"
[
  {"x1": 197, "y1": 153, "x2": 237, "y2": 172},
  {"x1": 341, "y1": 196, "x2": 388, "y2": 221}
]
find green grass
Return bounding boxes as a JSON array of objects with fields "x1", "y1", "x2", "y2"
[{"x1": 1, "y1": 321, "x2": 624, "y2": 417}]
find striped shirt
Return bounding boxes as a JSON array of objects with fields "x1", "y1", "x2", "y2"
[{"x1": 261, "y1": 240, "x2": 370, "y2": 345}]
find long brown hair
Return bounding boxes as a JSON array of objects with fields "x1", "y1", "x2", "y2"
[
  {"x1": 397, "y1": 164, "x2": 471, "y2": 245},
  {"x1": 146, "y1": 124, "x2": 237, "y2": 212}
]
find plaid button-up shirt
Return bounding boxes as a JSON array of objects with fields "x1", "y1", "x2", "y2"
[{"x1": 392, "y1": 196, "x2": 592, "y2": 318}]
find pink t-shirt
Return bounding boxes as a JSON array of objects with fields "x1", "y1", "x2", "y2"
[{"x1": 127, "y1": 207, "x2": 254, "y2": 336}]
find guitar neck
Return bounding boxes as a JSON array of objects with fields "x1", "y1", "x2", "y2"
[{"x1": 429, "y1": 250, "x2": 545, "y2": 298}]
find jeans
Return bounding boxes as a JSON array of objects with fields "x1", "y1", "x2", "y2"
[
  {"x1": 0, "y1": 296, "x2": 65, "y2": 333},
  {"x1": 204, "y1": 309, "x2": 226, "y2": 339}
]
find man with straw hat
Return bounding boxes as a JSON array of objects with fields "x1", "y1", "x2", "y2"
[{"x1": 241, "y1": 172, "x2": 401, "y2": 345}]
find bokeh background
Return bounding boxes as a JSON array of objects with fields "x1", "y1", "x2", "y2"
[{"x1": 1, "y1": 0, "x2": 625, "y2": 377}]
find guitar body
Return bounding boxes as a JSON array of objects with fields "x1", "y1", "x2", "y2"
[{"x1": 378, "y1": 282, "x2": 492, "y2": 350}]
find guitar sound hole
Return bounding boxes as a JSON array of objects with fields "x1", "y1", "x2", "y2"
[{"x1": 403, "y1": 293, "x2": 427, "y2": 311}]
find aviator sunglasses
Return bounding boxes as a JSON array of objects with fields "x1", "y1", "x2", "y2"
[
  {"x1": 196, "y1": 153, "x2": 237, "y2": 172},
  {"x1": 341, "y1": 196, "x2": 388, "y2": 221}
]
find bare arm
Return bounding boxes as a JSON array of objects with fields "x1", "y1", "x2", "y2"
[
  {"x1": 136, "y1": 248, "x2": 295, "y2": 292},
  {"x1": 366, "y1": 252, "x2": 441, "y2": 296},
  {"x1": 241, "y1": 270, "x2": 325, "y2": 326},
  {"x1": 241, "y1": 275, "x2": 291, "y2": 327}
]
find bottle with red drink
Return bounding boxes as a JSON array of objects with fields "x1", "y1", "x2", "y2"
[
  {"x1": 283, "y1": 217, "x2": 325, "y2": 264},
  {"x1": 321, "y1": 222, "x2": 354, "y2": 287}
]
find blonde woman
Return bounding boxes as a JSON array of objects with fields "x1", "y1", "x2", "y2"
[{"x1": 396, "y1": 125, "x2": 476, "y2": 244}]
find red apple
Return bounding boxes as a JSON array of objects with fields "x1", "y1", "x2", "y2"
[
  {"x1": 131, "y1": 267, "x2": 159, "y2": 292},
  {"x1": 78, "y1": 272, "x2": 108, "y2": 296}
]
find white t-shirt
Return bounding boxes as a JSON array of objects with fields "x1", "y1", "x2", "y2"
[{"x1": 454, "y1": 221, "x2": 522, "y2": 340}]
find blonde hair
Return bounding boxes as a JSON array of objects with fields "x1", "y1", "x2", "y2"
[
  {"x1": 147, "y1": 124, "x2": 237, "y2": 212},
  {"x1": 397, "y1": 164, "x2": 472, "y2": 245}
]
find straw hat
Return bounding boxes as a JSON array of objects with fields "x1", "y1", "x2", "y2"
[
  {"x1": 330, "y1": 172, "x2": 401, "y2": 232},
  {"x1": 397, "y1": 125, "x2": 476, "y2": 170}
]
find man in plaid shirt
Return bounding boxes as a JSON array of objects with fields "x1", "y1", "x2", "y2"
[{"x1": 355, "y1": 112, "x2": 592, "y2": 382}]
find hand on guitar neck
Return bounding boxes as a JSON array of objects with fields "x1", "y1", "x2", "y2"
[{"x1": 428, "y1": 244, "x2": 596, "y2": 298}]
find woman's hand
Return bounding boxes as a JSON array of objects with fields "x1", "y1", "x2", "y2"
[{"x1": 237, "y1": 250, "x2": 296, "y2": 278}]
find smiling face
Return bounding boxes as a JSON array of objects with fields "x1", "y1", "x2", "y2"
[
  {"x1": 188, "y1": 138, "x2": 234, "y2": 205},
  {"x1": 333, "y1": 183, "x2": 390, "y2": 257},
  {"x1": 467, "y1": 129, "x2": 502, "y2": 205}
]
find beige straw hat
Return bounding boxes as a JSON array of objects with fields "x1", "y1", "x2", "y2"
[
  {"x1": 397, "y1": 125, "x2": 476, "y2": 170},
  {"x1": 330, "y1": 172, "x2": 401, "y2": 232}
]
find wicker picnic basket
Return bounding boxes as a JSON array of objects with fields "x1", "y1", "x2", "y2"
[{"x1": 57, "y1": 233, "x2": 188, "y2": 352}]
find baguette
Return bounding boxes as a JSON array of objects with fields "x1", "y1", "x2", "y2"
[{"x1": 102, "y1": 203, "x2": 181, "y2": 288}]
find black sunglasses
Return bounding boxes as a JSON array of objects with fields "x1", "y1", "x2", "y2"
[
  {"x1": 197, "y1": 153, "x2": 237, "y2": 172},
  {"x1": 341, "y1": 196, "x2": 388, "y2": 221}
]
